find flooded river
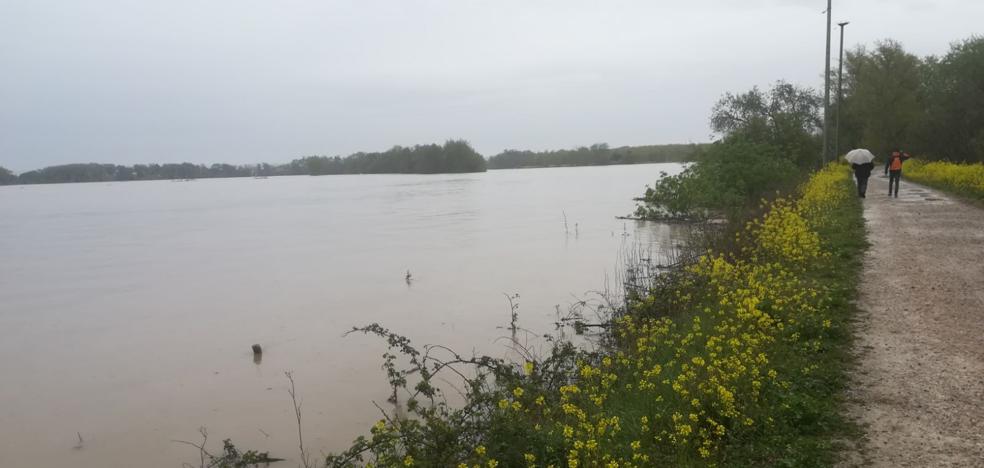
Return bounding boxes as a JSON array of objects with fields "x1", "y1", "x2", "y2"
[{"x1": 0, "y1": 163, "x2": 683, "y2": 467}]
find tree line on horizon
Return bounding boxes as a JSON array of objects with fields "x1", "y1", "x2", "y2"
[
  {"x1": 0, "y1": 140, "x2": 700, "y2": 186},
  {"x1": 0, "y1": 140, "x2": 486, "y2": 185},
  {"x1": 486, "y1": 142, "x2": 701, "y2": 169},
  {"x1": 290, "y1": 140, "x2": 486, "y2": 175},
  {"x1": 1, "y1": 162, "x2": 274, "y2": 185}
]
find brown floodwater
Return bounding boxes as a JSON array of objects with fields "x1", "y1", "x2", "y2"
[{"x1": 0, "y1": 164, "x2": 684, "y2": 467}]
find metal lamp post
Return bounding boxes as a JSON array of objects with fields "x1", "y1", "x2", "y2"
[
  {"x1": 822, "y1": 0, "x2": 832, "y2": 165},
  {"x1": 836, "y1": 21, "x2": 849, "y2": 159}
]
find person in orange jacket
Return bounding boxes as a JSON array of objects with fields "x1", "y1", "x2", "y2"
[{"x1": 884, "y1": 149, "x2": 910, "y2": 198}]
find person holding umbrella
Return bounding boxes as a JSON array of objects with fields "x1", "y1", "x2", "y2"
[{"x1": 845, "y1": 149, "x2": 876, "y2": 198}]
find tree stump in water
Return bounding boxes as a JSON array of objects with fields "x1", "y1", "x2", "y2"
[{"x1": 252, "y1": 344, "x2": 263, "y2": 364}]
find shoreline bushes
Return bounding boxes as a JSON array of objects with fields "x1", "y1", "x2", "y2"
[
  {"x1": 633, "y1": 138, "x2": 801, "y2": 221},
  {"x1": 487, "y1": 143, "x2": 701, "y2": 169},
  {"x1": 634, "y1": 81, "x2": 821, "y2": 222}
]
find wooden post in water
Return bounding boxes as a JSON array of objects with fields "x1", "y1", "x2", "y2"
[{"x1": 252, "y1": 344, "x2": 262, "y2": 364}]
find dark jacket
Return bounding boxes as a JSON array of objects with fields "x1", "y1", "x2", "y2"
[{"x1": 852, "y1": 162, "x2": 874, "y2": 178}]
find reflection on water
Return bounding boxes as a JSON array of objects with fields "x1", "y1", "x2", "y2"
[{"x1": 0, "y1": 164, "x2": 684, "y2": 468}]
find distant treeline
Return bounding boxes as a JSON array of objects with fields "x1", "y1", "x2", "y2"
[
  {"x1": 5, "y1": 162, "x2": 271, "y2": 185},
  {"x1": 487, "y1": 143, "x2": 701, "y2": 169},
  {"x1": 0, "y1": 140, "x2": 486, "y2": 185},
  {"x1": 289, "y1": 140, "x2": 486, "y2": 175},
  {"x1": 0, "y1": 140, "x2": 703, "y2": 186}
]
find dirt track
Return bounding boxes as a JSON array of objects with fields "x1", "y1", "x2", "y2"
[{"x1": 840, "y1": 176, "x2": 984, "y2": 467}]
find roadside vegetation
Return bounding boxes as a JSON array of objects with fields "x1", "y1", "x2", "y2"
[{"x1": 904, "y1": 160, "x2": 984, "y2": 201}]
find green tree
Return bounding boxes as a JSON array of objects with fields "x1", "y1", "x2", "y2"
[
  {"x1": 840, "y1": 40, "x2": 923, "y2": 157},
  {"x1": 636, "y1": 81, "x2": 816, "y2": 221},
  {"x1": 709, "y1": 80, "x2": 822, "y2": 168},
  {"x1": 919, "y1": 36, "x2": 984, "y2": 161}
]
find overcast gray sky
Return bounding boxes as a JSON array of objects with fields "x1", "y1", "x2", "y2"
[{"x1": 1, "y1": 0, "x2": 980, "y2": 171}]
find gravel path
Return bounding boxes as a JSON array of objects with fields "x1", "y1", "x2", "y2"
[{"x1": 840, "y1": 175, "x2": 984, "y2": 467}]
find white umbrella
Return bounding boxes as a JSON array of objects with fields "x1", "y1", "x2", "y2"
[{"x1": 844, "y1": 148, "x2": 876, "y2": 164}]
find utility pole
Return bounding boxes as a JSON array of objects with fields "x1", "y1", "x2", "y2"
[
  {"x1": 822, "y1": 0, "x2": 832, "y2": 165},
  {"x1": 836, "y1": 21, "x2": 849, "y2": 158}
]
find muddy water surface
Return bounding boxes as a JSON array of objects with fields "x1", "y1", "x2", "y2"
[{"x1": 0, "y1": 164, "x2": 683, "y2": 467}]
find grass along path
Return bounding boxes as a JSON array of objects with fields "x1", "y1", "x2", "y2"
[{"x1": 840, "y1": 175, "x2": 984, "y2": 466}]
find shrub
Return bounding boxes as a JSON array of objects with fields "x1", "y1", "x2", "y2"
[{"x1": 634, "y1": 138, "x2": 801, "y2": 221}]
